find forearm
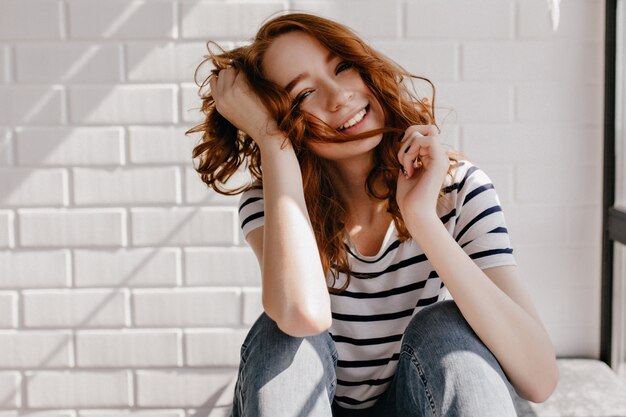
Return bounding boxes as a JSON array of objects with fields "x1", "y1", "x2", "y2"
[
  {"x1": 407, "y1": 214, "x2": 557, "y2": 402},
  {"x1": 258, "y1": 138, "x2": 332, "y2": 336}
]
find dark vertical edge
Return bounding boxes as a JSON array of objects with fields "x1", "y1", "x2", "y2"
[{"x1": 601, "y1": 0, "x2": 618, "y2": 366}]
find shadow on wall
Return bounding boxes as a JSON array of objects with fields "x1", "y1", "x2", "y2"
[{"x1": 1, "y1": 0, "x2": 263, "y2": 410}]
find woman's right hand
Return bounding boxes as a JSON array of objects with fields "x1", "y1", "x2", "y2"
[{"x1": 209, "y1": 67, "x2": 282, "y2": 147}]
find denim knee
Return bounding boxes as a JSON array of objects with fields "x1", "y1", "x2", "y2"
[
  {"x1": 231, "y1": 312, "x2": 338, "y2": 417},
  {"x1": 398, "y1": 300, "x2": 517, "y2": 416}
]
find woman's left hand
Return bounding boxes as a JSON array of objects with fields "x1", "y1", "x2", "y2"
[{"x1": 396, "y1": 125, "x2": 450, "y2": 226}]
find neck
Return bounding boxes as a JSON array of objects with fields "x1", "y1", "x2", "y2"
[{"x1": 325, "y1": 153, "x2": 389, "y2": 225}]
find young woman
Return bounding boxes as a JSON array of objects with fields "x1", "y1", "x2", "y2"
[{"x1": 188, "y1": 12, "x2": 559, "y2": 417}]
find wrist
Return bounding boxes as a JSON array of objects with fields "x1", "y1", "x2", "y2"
[{"x1": 404, "y1": 210, "x2": 441, "y2": 237}]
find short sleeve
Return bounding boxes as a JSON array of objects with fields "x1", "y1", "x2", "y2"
[
  {"x1": 452, "y1": 162, "x2": 517, "y2": 269},
  {"x1": 238, "y1": 185, "x2": 265, "y2": 239}
]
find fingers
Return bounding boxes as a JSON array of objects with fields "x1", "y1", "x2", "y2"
[
  {"x1": 397, "y1": 125, "x2": 442, "y2": 178},
  {"x1": 210, "y1": 67, "x2": 242, "y2": 115}
]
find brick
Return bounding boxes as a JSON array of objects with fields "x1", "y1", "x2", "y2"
[
  {"x1": 0, "y1": 251, "x2": 69, "y2": 288},
  {"x1": 0, "y1": 47, "x2": 8, "y2": 84},
  {"x1": 0, "y1": 168, "x2": 66, "y2": 207},
  {"x1": 69, "y1": 86, "x2": 176, "y2": 124},
  {"x1": 181, "y1": 2, "x2": 284, "y2": 39},
  {"x1": 130, "y1": 208, "x2": 235, "y2": 246},
  {"x1": 566, "y1": 206, "x2": 602, "y2": 246},
  {"x1": 518, "y1": 0, "x2": 603, "y2": 41},
  {"x1": 463, "y1": 41, "x2": 602, "y2": 82},
  {"x1": 514, "y1": 163, "x2": 602, "y2": 205},
  {"x1": 16, "y1": 43, "x2": 121, "y2": 83},
  {"x1": 0, "y1": 332, "x2": 71, "y2": 368},
  {"x1": 465, "y1": 163, "x2": 513, "y2": 204},
  {"x1": 371, "y1": 41, "x2": 456, "y2": 82},
  {"x1": 133, "y1": 289, "x2": 240, "y2": 327},
  {"x1": 16, "y1": 127, "x2": 123, "y2": 166},
  {"x1": 76, "y1": 330, "x2": 179, "y2": 367},
  {"x1": 128, "y1": 126, "x2": 196, "y2": 164},
  {"x1": 73, "y1": 167, "x2": 179, "y2": 205},
  {"x1": 135, "y1": 371, "x2": 235, "y2": 407},
  {"x1": 0, "y1": 293, "x2": 17, "y2": 328},
  {"x1": 406, "y1": 0, "x2": 513, "y2": 39},
  {"x1": 181, "y1": 83, "x2": 204, "y2": 124},
  {"x1": 516, "y1": 82, "x2": 602, "y2": 122},
  {"x1": 206, "y1": 409, "x2": 230, "y2": 417},
  {"x1": 0, "y1": 1, "x2": 62, "y2": 40},
  {"x1": 126, "y1": 42, "x2": 209, "y2": 83},
  {"x1": 438, "y1": 82, "x2": 512, "y2": 123},
  {"x1": 291, "y1": 1, "x2": 397, "y2": 39},
  {"x1": 514, "y1": 245, "x2": 600, "y2": 290},
  {"x1": 19, "y1": 209, "x2": 125, "y2": 247},
  {"x1": 68, "y1": 0, "x2": 175, "y2": 39},
  {"x1": 504, "y1": 204, "x2": 568, "y2": 246},
  {"x1": 80, "y1": 412, "x2": 182, "y2": 417},
  {"x1": 0, "y1": 86, "x2": 64, "y2": 125},
  {"x1": 26, "y1": 371, "x2": 130, "y2": 408},
  {"x1": 0, "y1": 211, "x2": 14, "y2": 248},
  {"x1": 185, "y1": 248, "x2": 260, "y2": 286},
  {"x1": 0, "y1": 372, "x2": 21, "y2": 408},
  {"x1": 74, "y1": 249, "x2": 178, "y2": 288},
  {"x1": 185, "y1": 167, "x2": 243, "y2": 206},
  {"x1": 23, "y1": 289, "x2": 127, "y2": 328},
  {"x1": 185, "y1": 329, "x2": 247, "y2": 367},
  {"x1": 242, "y1": 287, "x2": 262, "y2": 326},
  {"x1": 0, "y1": 413, "x2": 72, "y2": 417},
  {"x1": 0, "y1": 129, "x2": 11, "y2": 166},
  {"x1": 549, "y1": 323, "x2": 599, "y2": 358},
  {"x1": 462, "y1": 124, "x2": 602, "y2": 165}
]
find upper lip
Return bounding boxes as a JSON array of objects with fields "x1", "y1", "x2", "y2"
[{"x1": 336, "y1": 104, "x2": 368, "y2": 130}]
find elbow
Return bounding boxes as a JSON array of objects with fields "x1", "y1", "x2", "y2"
[
  {"x1": 265, "y1": 302, "x2": 332, "y2": 337},
  {"x1": 525, "y1": 361, "x2": 560, "y2": 403}
]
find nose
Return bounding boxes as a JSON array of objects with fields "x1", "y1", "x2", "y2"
[{"x1": 325, "y1": 81, "x2": 353, "y2": 111}]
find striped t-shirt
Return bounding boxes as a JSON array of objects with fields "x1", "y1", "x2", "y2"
[{"x1": 237, "y1": 160, "x2": 517, "y2": 410}]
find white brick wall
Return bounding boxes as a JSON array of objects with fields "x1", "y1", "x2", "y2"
[{"x1": 0, "y1": 0, "x2": 606, "y2": 414}]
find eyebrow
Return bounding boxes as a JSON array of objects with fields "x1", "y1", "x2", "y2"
[{"x1": 284, "y1": 51, "x2": 336, "y2": 94}]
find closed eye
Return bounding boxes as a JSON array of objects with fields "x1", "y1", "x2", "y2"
[{"x1": 336, "y1": 61, "x2": 354, "y2": 73}]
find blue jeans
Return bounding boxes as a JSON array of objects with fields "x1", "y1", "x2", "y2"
[{"x1": 229, "y1": 300, "x2": 519, "y2": 417}]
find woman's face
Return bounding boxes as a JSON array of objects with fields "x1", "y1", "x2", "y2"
[{"x1": 261, "y1": 31, "x2": 386, "y2": 161}]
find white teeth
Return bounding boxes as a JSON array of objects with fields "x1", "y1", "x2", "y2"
[{"x1": 339, "y1": 107, "x2": 367, "y2": 131}]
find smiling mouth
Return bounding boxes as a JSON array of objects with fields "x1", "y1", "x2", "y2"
[{"x1": 337, "y1": 105, "x2": 369, "y2": 131}]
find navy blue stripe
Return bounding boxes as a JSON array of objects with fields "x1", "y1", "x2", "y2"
[
  {"x1": 337, "y1": 375, "x2": 395, "y2": 387},
  {"x1": 337, "y1": 353, "x2": 400, "y2": 368},
  {"x1": 241, "y1": 211, "x2": 264, "y2": 230},
  {"x1": 332, "y1": 308, "x2": 414, "y2": 322},
  {"x1": 416, "y1": 294, "x2": 439, "y2": 307},
  {"x1": 350, "y1": 253, "x2": 429, "y2": 279},
  {"x1": 331, "y1": 333, "x2": 403, "y2": 346},
  {"x1": 332, "y1": 278, "x2": 429, "y2": 299},
  {"x1": 455, "y1": 205, "x2": 502, "y2": 242},
  {"x1": 334, "y1": 392, "x2": 384, "y2": 406},
  {"x1": 345, "y1": 239, "x2": 401, "y2": 264},
  {"x1": 460, "y1": 226, "x2": 509, "y2": 249},
  {"x1": 469, "y1": 248, "x2": 514, "y2": 260},
  {"x1": 238, "y1": 196, "x2": 262, "y2": 213},
  {"x1": 442, "y1": 182, "x2": 458, "y2": 194},
  {"x1": 440, "y1": 208, "x2": 456, "y2": 225},
  {"x1": 462, "y1": 183, "x2": 494, "y2": 206},
  {"x1": 457, "y1": 165, "x2": 479, "y2": 194}
]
